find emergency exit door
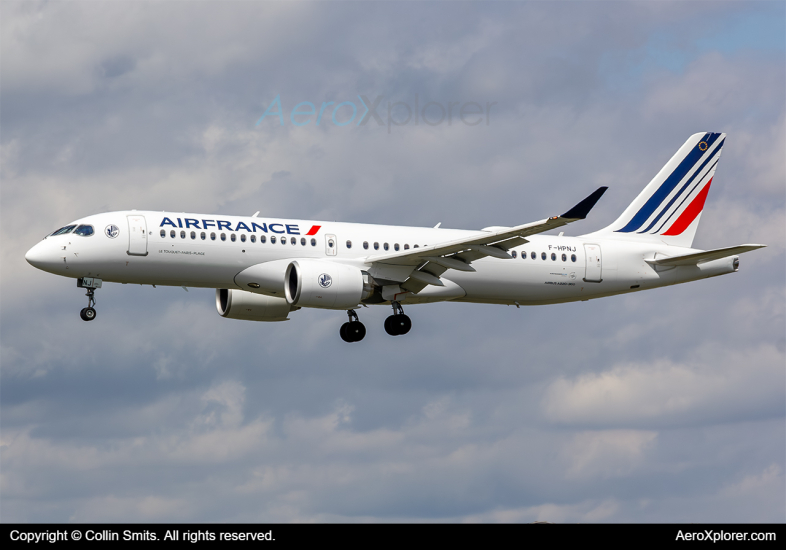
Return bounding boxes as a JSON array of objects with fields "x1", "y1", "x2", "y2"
[
  {"x1": 127, "y1": 215, "x2": 148, "y2": 256},
  {"x1": 583, "y1": 243, "x2": 602, "y2": 282},
  {"x1": 325, "y1": 234, "x2": 337, "y2": 256}
]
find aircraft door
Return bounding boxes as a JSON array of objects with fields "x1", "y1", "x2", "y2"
[
  {"x1": 127, "y1": 215, "x2": 148, "y2": 256},
  {"x1": 583, "y1": 244, "x2": 602, "y2": 282},
  {"x1": 325, "y1": 234, "x2": 337, "y2": 256}
]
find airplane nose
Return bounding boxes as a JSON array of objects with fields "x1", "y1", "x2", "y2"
[{"x1": 25, "y1": 241, "x2": 57, "y2": 270}]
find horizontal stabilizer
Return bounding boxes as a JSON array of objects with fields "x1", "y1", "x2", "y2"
[
  {"x1": 646, "y1": 244, "x2": 766, "y2": 266},
  {"x1": 561, "y1": 187, "x2": 608, "y2": 220}
]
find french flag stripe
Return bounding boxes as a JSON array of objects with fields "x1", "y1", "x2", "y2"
[{"x1": 662, "y1": 179, "x2": 712, "y2": 236}]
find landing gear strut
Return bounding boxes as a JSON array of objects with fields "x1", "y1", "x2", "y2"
[
  {"x1": 384, "y1": 301, "x2": 411, "y2": 336},
  {"x1": 340, "y1": 309, "x2": 366, "y2": 343},
  {"x1": 77, "y1": 277, "x2": 101, "y2": 322},
  {"x1": 80, "y1": 288, "x2": 97, "y2": 321}
]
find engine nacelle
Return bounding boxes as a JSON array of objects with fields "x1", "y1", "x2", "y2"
[
  {"x1": 215, "y1": 289, "x2": 292, "y2": 322},
  {"x1": 284, "y1": 260, "x2": 371, "y2": 309},
  {"x1": 234, "y1": 259, "x2": 292, "y2": 297}
]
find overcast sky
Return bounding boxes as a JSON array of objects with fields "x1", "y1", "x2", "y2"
[{"x1": 1, "y1": 1, "x2": 784, "y2": 522}]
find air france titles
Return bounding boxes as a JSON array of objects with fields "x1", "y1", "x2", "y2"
[{"x1": 160, "y1": 217, "x2": 307, "y2": 235}]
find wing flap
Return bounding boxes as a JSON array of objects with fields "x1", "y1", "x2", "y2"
[{"x1": 369, "y1": 187, "x2": 608, "y2": 291}]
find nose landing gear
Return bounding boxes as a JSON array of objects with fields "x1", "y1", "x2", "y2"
[
  {"x1": 77, "y1": 277, "x2": 101, "y2": 322},
  {"x1": 384, "y1": 301, "x2": 411, "y2": 336},
  {"x1": 340, "y1": 309, "x2": 366, "y2": 343}
]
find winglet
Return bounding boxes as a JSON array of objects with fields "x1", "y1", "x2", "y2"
[{"x1": 561, "y1": 187, "x2": 608, "y2": 220}]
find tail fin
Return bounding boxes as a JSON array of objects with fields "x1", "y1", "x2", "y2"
[{"x1": 596, "y1": 132, "x2": 725, "y2": 248}]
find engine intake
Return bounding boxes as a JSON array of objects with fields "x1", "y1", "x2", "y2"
[
  {"x1": 216, "y1": 289, "x2": 292, "y2": 322},
  {"x1": 284, "y1": 260, "x2": 372, "y2": 309}
]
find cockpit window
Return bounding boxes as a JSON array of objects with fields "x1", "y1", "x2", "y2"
[
  {"x1": 74, "y1": 225, "x2": 94, "y2": 236},
  {"x1": 51, "y1": 225, "x2": 76, "y2": 236}
]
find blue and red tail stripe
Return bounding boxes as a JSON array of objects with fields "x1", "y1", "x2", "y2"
[
  {"x1": 616, "y1": 132, "x2": 723, "y2": 234},
  {"x1": 638, "y1": 140, "x2": 723, "y2": 234}
]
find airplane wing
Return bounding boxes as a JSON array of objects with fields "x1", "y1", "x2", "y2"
[
  {"x1": 645, "y1": 244, "x2": 766, "y2": 267},
  {"x1": 365, "y1": 187, "x2": 608, "y2": 292}
]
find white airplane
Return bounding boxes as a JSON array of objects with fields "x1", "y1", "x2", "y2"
[{"x1": 26, "y1": 132, "x2": 765, "y2": 342}]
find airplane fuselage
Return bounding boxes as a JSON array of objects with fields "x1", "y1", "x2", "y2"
[{"x1": 26, "y1": 210, "x2": 738, "y2": 307}]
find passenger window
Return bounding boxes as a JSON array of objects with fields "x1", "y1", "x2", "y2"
[
  {"x1": 271, "y1": 236, "x2": 276, "y2": 244},
  {"x1": 190, "y1": 231, "x2": 196, "y2": 239},
  {"x1": 511, "y1": 250, "x2": 517, "y2": 258},
  {"x1": 291, "y1": 237, "x2": 296, "y2": 245},
  {"x1": 531, "y1": 252, "x2": 536, "y2": 260},
  {"x1": 160, "y1": 229, "x2": 166, "y2": 238},
  {"x1": 394, "y1": 243, "x2": 400, "y2": 251},
  {"x1": 571, "y1": 254, "x2": 577, "y2": 262},
  {"x1": 363, "y1": 241, "x2": 369, "y2": 250},
  {"x1": 260, "y1": 235, "x2": 266, "y2": 243},
  {"x1": 301, "y1": 237, "x2": 306, "y2": 246},
  {"x1": 404, "y1": 244, "x2": 409, "y2": 250},
  {"x1": 181, "y1": 230, "x2": 186, "y2": 239},
  {"x1": 522, "y1": 251, "x2": 526, "y2": 259},
  {"x1": 383, "y1": 243, "x2": 389, "y2": 251},
  {"x1": 562, "y1": 253, "x2": 567, "y2": 262},
  {"x1": 201, "y1": 232, "x2": 206, "y2": 240},
  {"x1": 311, "y1": 238, "x2": 316, "y2": 246},
  {"x1": 211, "y1": 232, "x2": 216, "y2": 241},
  {"x1": 414, "y1": 245, "x2": 419, "y2": 248},
  {"x1": 250, "y1": 235, "x2": 256, "y2": 243},
  {"x1": 231, "y1": 234, "x2": 236, "y2": 242},
  {"x1": 374, "y1": 242, "x2": 379, "y2": 250},
  {"x1": 347, "y1": 240, "x2": 352, "y2": 249},
  {"x1": 541, "y1": 252, "x2": 546, "y2": 260},
  {"x1": 170, "y1": 230, "x2": 176, "y2": 238},
  {"x1": 551, "y1": 253, "x2": 556, "y2": 261},
  {"x1": 240, "y1": 234, "x2": 246, "y2": 242},
  {"x1": 221, "y1": 233, "x2": 226, "y2": 241}
]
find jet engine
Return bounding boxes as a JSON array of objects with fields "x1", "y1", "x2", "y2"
[
  {"x1": 215, "y1": 289, "x2": 292, "y2": 322},
  {"x1": 284, "y1": 260, "x2": 373, "y2": 309}
]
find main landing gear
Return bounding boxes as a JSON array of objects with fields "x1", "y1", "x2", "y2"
[
  {"x1": 340, "y1": 309, "x2": 366, "y2": 343},
  {"x1": 77, "y1": 277, "x2": 102, "y2": 322},
  {"x1": 384, "y1": 301, "x2": 411, "y2": 336},
  {"x1": 338, "y1": 302, "x2": 413, "y2": 342}
]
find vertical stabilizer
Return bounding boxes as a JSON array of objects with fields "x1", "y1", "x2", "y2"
[{"x1": 595, "y1": 132, "x2": 725, "y2": 248}]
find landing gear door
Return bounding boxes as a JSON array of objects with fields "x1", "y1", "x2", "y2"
[
  {"x1": 127, "y1": 215, "x2": 148, "y2": 256},
  {"x1": 325, "y1": 234, "x2": 337, "y2": 256},
  {"x1": 583, "y1": 243, "x2": 602, "y2": 282}
]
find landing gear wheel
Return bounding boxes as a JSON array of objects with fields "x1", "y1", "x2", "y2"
[
  {"x1": 347, "y1": 321, "x2": 366, "y2": 342},
  {"x1": 385, "y1": 301, "x2": 411, "y2": 336},
  {"x1": 384, "y1": 315, "x2": 397, "y2": 336},
  {"x1": 80, "y1": 285, "x2": 98, "y2": 322},
  {"x1": 398, "y1": 314, "x2": 411, "y2": 335},
  {"x1": 340, "y1": 322, "x2": 352, "y2": 342},
  {"x1": 385, "y1": 314, "x2": 410, "y2": 336},
  {"x1": 340, "y1": 310, "x2": 366, "y2": 343}
]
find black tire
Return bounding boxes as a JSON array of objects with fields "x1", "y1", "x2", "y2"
[
  {"x1": 340, "y1": 322, "x2": 352, "y2": 342},
  {"x1": 348, "y1": 321, "x2": 366, "y2": 342},
  {"x1": 384, "y1": 315, "x2": 399, "y2": 336},
  {"x1": 398, "y1": 314, "x2": 412, "y2": 335},
  {"x1": 79, "y1": 308, "x2": 88, "y2": 321},
  {"x1": 83, "y1": 307, "x2": 97, "y2": 321}
]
